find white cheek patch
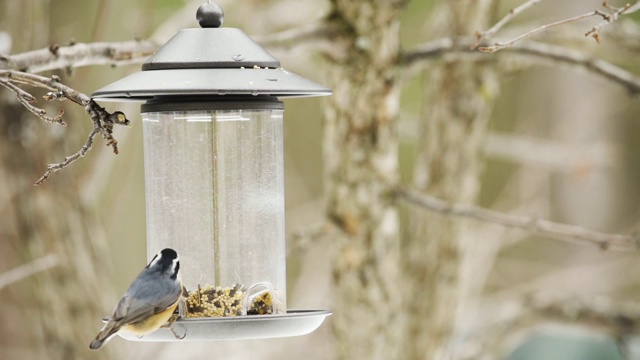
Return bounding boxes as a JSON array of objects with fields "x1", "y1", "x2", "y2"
[{"x1": 149, "y1": 252, "x2": 162, "y2": 268}]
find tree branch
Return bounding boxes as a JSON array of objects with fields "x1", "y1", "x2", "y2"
[
  {"x1": 474, "y1": 0, "x2": 543, "y2": 47},
  {"x1": 507, "y1": 40, "x2": 640, "y2": 94},
  {"x1": 586, "y1": 1, "x2": 640, "y2": 43},
  {"x1": 253, "y1": 21, "x2": 339, "y2": 51},
  {"x1": 0, "y1": 79, "x2": 66, "y2": 125},
  {"x1": 484, "y1": 131, "x2": 621, "y2": 172},
  {"x1": 479, "y1": 9, "x2": 610, "y2": 53},
  {"x1": 0, "y1": 70, "x2": 129, "y2": 185},
  {"x1": 0, "y1": 40, "x2": 157, "y2": 72},
  {"x1": 0, "y1": 254, "x2": 59, "y2": 290},
  {"x1": 402, "y1": 38, "x2": 640, "y2": 95},
  {"x1": 395, "y1": 186, "x2": 639, "y2": 251},
  {"x1": 479, "y1": 1, "x2": 640, "y2": 52}
]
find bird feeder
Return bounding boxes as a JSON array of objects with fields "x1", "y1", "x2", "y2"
[{"x1": 92, "y1": 2, "x2": 331, "y2": 341}]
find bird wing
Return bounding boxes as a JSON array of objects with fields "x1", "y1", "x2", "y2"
[{"x1": 111, "y1": 272, "x2": 180, "y2": 326}]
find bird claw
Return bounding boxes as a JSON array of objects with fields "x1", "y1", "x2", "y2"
[
  {"x1": 162, "y1": 312, "x2": 186, "y2": 340},
  {"x1": 170, "y1": 326, "x2": 186, "y2": 340}
]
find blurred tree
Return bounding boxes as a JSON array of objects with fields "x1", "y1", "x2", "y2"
[
  {"x1": 322, "y1": 1, "x2": 404, "y2": 359},
  {"x1": 406, "y1": 1, "x2": 497, "y2": 358},
  {"x1": 0, "y1": 2, "x2": 114, "y2": 360}
]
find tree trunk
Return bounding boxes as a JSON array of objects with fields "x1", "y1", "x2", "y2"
[
  {"x1": 405, "y1": 1, "x2": 498, "y2": 359},
  {"x1": 323, "y1": 0, "x2": 406, "y2": 359}
]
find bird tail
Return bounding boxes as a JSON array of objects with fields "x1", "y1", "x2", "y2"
[{"x1": 89, "y1": 320, "x2": 119, "y2": 350}]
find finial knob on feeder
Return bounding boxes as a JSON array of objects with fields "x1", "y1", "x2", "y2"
[{"x1": 197, "y1": 2, "x2": 224, "y2": 28}]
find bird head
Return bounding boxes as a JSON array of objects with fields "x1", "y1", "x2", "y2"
[{"x1": 147, "y1": 248, "x2": 180, "y2": 280}]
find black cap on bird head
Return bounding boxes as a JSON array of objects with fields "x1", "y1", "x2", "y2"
[
  {"x1": 160, "y1": 248, "x2": 178, "y2": 260},
  {"x1": 147, "y1": 248, "x2": 180, "y2": 276}
]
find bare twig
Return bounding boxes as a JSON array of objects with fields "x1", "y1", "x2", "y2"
[
  {"x1": 34, "y1": 102, "x2": 128, "y2": 186},
  {"x1": 0, "y1": 40, "x2": 157, "y2": 72},
  {"x1": 585, "y1": 1, "x2": 640, "y2": 43},
  {"x1": 35, "y1": 127, "x2": 101, "y2": 185},
  {"x1": 0, "y1": 254, "x2": 59, "y2": 290},
  {"x1": 253, "y1": 21, "x2": 347, "y2": 61},
  {"x1": 0, "y1": 70, "x2": 129, "y2": 185},
  {"x1": 395, "y1": 186, "x2": 639, "y2": 251},
  {"x1": 402, "y1": 39, "x2": 640, "y2": 95},
  {"x1": 479, "y1": 10, "x2": 610, "y2": 53},
  {"x1": 479, "y1": 1, "x2": 640, "y2": 52},
  {"x1": 627, "y1": 1, "x2": 640, "y2": 13},
  {"x1": 507, "y1": 41, "x2": 640, "y2": 95},
  {"x1": 474, "y1": 0, "x2": 543, "y2": 47},
  {"x1": 484, "y1": 132, "x2": 621, "y2": 172},
  {"x1": 0, "y1": 79, "x2": 66, "y2": 125},
  {"x1": 253, "y1": 21, "x2": 338, "y2": 51}
]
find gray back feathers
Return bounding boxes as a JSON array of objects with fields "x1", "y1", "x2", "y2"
[{"x1": 113, "y1": 267, "x2": 181, "y2": 324}]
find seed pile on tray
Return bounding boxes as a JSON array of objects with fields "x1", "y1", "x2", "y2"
[
  {"x1": 186, "y1": 283, "x2": 245, "y2": 317},
  {"x1": 246, "y1": 290, "x2": 275, "y2": 315},
  {"x1": 185, "y1": 283, "x2": 281, "y2": 317}
]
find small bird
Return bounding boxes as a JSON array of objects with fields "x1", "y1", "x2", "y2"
[{"x1": 89, "y1": 248, "x2": 183, "y2": 350}]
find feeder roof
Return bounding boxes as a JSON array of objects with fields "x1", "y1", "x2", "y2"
[{"x1": 93, "y1": 21, "x2": 330, "y2": 101}]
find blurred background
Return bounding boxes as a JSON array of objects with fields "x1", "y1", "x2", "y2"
[{"x1": 1, "y1": 0, "x2": 639, "y2": 359}]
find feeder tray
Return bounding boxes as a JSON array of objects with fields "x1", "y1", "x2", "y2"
[{"x1": 117, "y1": 310, "x2": 331, "y2": 341}]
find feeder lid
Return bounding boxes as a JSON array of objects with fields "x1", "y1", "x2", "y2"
[{"x1": 92, "y1": 3, "x2": 331, "y2": 101}]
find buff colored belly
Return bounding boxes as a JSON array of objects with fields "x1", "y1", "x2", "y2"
[{"x1": 121, "y1": 302, "x2": 179, "y2": 336}]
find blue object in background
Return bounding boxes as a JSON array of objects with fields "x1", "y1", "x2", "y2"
[{"x1": 509, "y1": 333, "x2": 627, "y2": 360}]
